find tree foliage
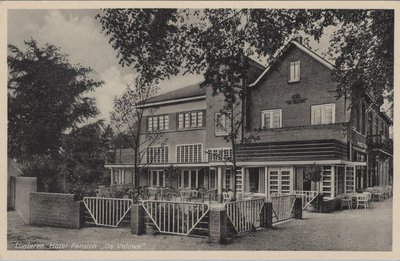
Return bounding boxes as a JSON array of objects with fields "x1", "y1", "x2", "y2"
[
  {"x1": 8, "y1": 39, "x2": 104, "y2": 161},
  {"x1": 62, "y1": 121, "x2": 114, "y2": 199},
  {"x1": 97, "y1": 8, "x2": 394, "y2": 106}
]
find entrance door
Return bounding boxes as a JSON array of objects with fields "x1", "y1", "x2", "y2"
[{"x1": 268, "y1": 167, "x2": 293, "y2": 194}]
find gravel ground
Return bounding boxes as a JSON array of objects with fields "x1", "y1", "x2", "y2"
[{"x1": 7, "y1": 198, "x2": 392, "y2": 251}]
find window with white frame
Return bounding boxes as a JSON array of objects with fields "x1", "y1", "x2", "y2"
[
  {"x1": 209, "y1": 168, "x2": 216, "y2": 189},
  {"x1": 207, "y1": 148, "x2": 233, "y2": 162},
  {"x1": 289, "y1": 60, "x2": 300, "y2": 82},
  {"x1": 178, "y1": 111, "x2": 204, "y2": 129},
  {"x1": 311, "y1": 104, "x2": 335, "y2": 125},
  {"x1": 178, "y1": 169, "x2": 204, "y2": 189},
  {"x1": 261, "y1": 109, "x2": 282, "y2": 129},
  {"x1": 146, "y1": 146, "x2": 169, "y2": 164},
  {"x1": 148, "y1": 115, "x2": 169, "y2": 132},
  {"x1": 215, "y1": 113, "x2": 231, "y2": 136},
  {"x1": 176, "y1": 144, "x2": 203, "y2": 163},
  {"x1": 148, "y1": 170, "x2": 165, "y2": 187}
]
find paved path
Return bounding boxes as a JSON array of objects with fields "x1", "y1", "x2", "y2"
[{"x1": 7, "y1": 198, "x2": 392, "y2": 251}]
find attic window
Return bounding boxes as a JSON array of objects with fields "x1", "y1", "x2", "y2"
[{"x1": 289, "y1": 60, "x2": 300, "y2": 82}]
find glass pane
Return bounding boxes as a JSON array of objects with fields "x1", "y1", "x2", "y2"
[
  {"x1": 313, "y1": 107, "x2": 322, "y2": 125},
  {"x1": 324, "y1": 106, "x2": 333, "y2": 124},
  {"x1": 178, "y1": 114, "x2": 183, "y2": 129},
  {"x1": 264, "y1": 112, "x2": 271, "y2": 128},
  {"x1": 273, "y1": 111, "x2": 280, "y2": 128},
  {"x1": 185, "y1": 113, "x2": 190, "y2": 128},
  {"x1": 191, "y1": 170, "x2": 197, "y2": 189},
  {"x1": 191, "y1": 112, "x2": 197, "y2": 127},
  {"x1": 164, "y1": 115, "x2": 169, "y2": 130},
  {"x1": 184, "y1": 171, "x2": 190, "y2": 188},
  {"x1": 197, "y1": 111, "x2": 203, "y2": 127},
  {"x1": 159, "y1": 116, "x2": 164, "y2": 130}
]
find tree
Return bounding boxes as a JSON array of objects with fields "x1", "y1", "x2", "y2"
[
  {"x1": 110, "y1": 76, "x2": 165, "y2": 198},
  {"x1": 8, "y1": 39, "x2": 103, "y2": 161},
  {"x1": 62, "y1": 121, "x2": 114, "y2": 199}
]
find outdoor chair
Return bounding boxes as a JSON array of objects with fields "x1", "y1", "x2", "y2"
[
  {"x1": 222, "y1": 192, "x2": 232, "y2": 203},
  {"x1": 148, "y1": 188, "x2": 159, "y2": 200},
  {"x1": 372, "y1": 188, "x2": 385, "y2": 202},
  {"x1": 340, "y1": 194, "x2": 352, "y2": 210},
  {"x1": 180, "y1": 190, "x2": 191, "y2": 202},
  {"x1": 356, "y1": 194, "x2": 369, "y2": 209}
]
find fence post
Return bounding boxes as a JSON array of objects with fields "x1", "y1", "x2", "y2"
[
  {"x1": 208, "y1": 206, "x2": 227, "y2": 244},
  {"x1": 316, "y1": 194, "x2": 324, "y2": 213},
  {"x1": 131, "y1": 204, "x2": 145, "y2": 235},
  {"x1": 294, "y1": 197, "x2": 303, "y2": 219},
  {"x1": 260, "y1": 202, "x2": 273, "y2": 229}
]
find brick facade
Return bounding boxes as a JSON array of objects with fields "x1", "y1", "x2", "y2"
[{"x1": 30, "y1": 192, "x2": 83, "y2": 229}]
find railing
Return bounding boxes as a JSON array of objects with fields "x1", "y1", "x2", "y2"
[
  {"x1": 141, "y1": 200, "x2": 209, "y2": 236},
  {"x1": 271, "y1": 194, "x2": 297, "y2": 224},
  {"x1": 83, "y1": 197, "x2": 133, "y2": 228},
  {"x1": 294, "y1": 190, "x2": 318, "y2": 209},
  {"x1": 225, "y1": 197, "x2": 265, "y2": 233}
]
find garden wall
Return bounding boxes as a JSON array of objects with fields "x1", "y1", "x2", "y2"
[
  {"x1": 12, "y1": 176, "x2": 37, "y2": 223},
  {"x1": 30, "y1": 192, "x2": 83, "y2": 229}
]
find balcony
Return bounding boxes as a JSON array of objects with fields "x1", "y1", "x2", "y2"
[{"x1": 367, "y1": 135, "x2": 393, "y2": 154}]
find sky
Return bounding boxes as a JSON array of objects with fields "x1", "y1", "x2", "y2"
[
  {"x1": 7, "y1": 9, "x2": 204, "y2": 121},
  {"x1": 8, "y1": 9, "x2": 390, "y2": 123}
]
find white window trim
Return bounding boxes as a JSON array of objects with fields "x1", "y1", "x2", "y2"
[
  {"x1": 146, "y1": 145, "x2": 169, "y2": 164},
  {"x1": 261, "y1": 109, "x2": 282, "y2": 129},
  {"x1": 149, "y1": 170, "x2": 165, "y2": 188},
  {"x1": 311, "y1": 103, "x2": 336, "y2": 125},
  {"x1": 176, "y1": 143, "x2": 203, "y2": 163},
  {"x1": 179, "y1": 169, "x2": 202, "y2": 189},
  {"x1": 288, "y1": 60, "x2": 300, "y2": 83}
]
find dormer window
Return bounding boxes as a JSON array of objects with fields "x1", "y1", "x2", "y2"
[{"x1": 289, "y1": 60, "x2": 300, "y2": 82}]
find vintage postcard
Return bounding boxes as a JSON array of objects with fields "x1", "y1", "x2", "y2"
[{"x1": 1, "y1": 1, "x2": 399, "y2": 260}]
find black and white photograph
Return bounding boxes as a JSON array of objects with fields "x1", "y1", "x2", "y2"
[{"x1": 2, "y1": 1, "x2": 398, "y2": 258}]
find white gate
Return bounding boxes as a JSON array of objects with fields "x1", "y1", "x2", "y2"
[
  {"x1": 226, "y1": 197, "x2": 265, "y2": 233},
  {"x1": 83, "y1": 197, "x2": 133, "y2": 228},
  {"x1": 271, "y1": 194, "x2": 297, "y2": 223},
  {"x1": 141, "y1": 200, "x2": 209, "y2": 236},
  {"x1": 294, "y1": 190, "x2": 318, "y2": 209}
]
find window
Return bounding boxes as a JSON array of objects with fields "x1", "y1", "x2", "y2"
[
  {"x1": 311, "y1": 104, "x2": 335, "y2": 125},
  {"x1": 148, "y1": 170, "x2": 165, "y2": 187},
  {"x1": 224, "y1": 169, "x2": 231, "y2": 189},
  {"x1": 178, "y1": 169, "x2": 204, "y2": 189},
  {"x1": 148, "y1": 115, "x2": 169, "y2": 131},
  {"x1": 176, "y1": 144, "x2": 203, "y2": 163},
  {"x1": 289, "y1": 60, "x2": 300, "y2": 82},
  {"x1": 207, "y1": 148, "x2": 233, "y2": 162},
  {"x1": 215, "y1": 113, "x2": 231, "y2": 136},
  {"x1": 261, "y1": 109, "x2": 282, "y2": 129},
  {"x1": 146, "y1": 146, "x2": 169, "y2": 164},
  {"x1": 209, "y1": 169, "x2": 216, "y2": 189},
  {"x1": 177, "y1": 111, "x2": 204, "y2": 129}
]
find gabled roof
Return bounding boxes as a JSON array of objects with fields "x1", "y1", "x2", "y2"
[
  {"x1": 249, "y1": 40, "x2": 335, "y2": 87},
  {"x1": 138, "y1": 82, "x2": 206, "y2": 107}
]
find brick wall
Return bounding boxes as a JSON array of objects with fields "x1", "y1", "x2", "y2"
[
  {"x1": 247, "y1": 45, "x2": 348, "y2": 132},
  {"x1": 30, "y1": 192, "x2": 83, "y2": 229},
  {"x1": 14, "y1": 177, "x2": 37, "y2": 223}
]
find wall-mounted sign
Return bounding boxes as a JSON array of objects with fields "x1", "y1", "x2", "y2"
[{"x1": 286, "y1": 93, "x2": 307, "y2": 105}]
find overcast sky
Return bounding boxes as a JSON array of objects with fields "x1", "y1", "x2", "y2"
[{"x1": 8, "y1": 9, "x2": 204, "y2": 121}]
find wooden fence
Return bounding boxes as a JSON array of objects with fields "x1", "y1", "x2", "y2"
[
  {"x1": 225, "y1": 197, "x2": 265, "y2": 233},
  {"x1": 83, "y1": 197, "x2": 133, "y2": 228},
  {"x1": 141, "y1": 200, "x2": 209, "y2": 236},
  {"x1": 271, "y1": 194, "x2": 297, "y2": 223}
]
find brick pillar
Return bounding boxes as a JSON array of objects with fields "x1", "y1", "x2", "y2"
[
  {"x1": 294, "y1": 197, "x2": 303, "y2": 219},
  {"x1": 260, "y1": 202, "x2": 273, "y2": 229},
  {"x1": 131, "y1": 204, "x2": 145, "y2": 235},
  {"x1": 208, "y1": 207, "x2": 227, "y2": 244}
]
